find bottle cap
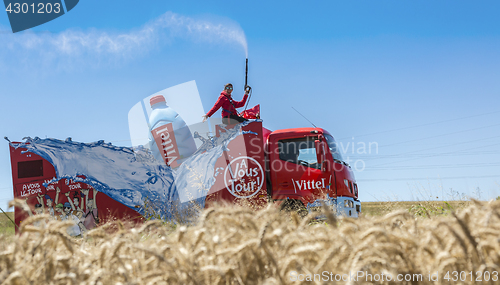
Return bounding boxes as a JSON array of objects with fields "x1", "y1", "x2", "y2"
[{"x1": 150, "y1": 95, "x2": 166, "y2": 106}]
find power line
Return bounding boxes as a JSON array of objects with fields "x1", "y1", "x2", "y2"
[
  {"x1": 358, "y1": 174, "x2": 500, "y2": 182},
  {"x1": 346, "y1": 150, "x2": 499, "y2": 161},
  {"x1": 377, "y1": 123, "x2": 500, "y2": 148},
  {"x1": 338, "y1": 110, "x2": 500, "y2": 140},
  {"x1": 369, "y1": 138, "x2": 500, "y2": 168},
  {"x1": 365, "y1": 162, "x2": 500, "y2": 171}
]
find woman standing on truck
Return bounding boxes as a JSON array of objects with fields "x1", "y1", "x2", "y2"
[{"x1": 202, "y1": 83, "x2": 250, "y2": 125}]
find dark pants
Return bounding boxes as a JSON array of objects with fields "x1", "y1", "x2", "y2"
[{"x1": 222, "y1": 114, "x2": 247, "y2": 125}]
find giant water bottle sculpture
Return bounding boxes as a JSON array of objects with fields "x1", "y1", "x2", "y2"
[{"x1": 148, "y1": 95, "x2": 197, "y2": 168}]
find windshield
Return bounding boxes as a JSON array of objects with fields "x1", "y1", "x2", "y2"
[{"x1": 324, "y1": 134, "x2": 343, "y2": 162}]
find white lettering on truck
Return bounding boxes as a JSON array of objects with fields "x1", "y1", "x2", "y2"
[
  {"x1": 224, "y1": 156, "x2": 264, "y2": 199},
  {"x1": 69, "y1": 183, "x2": 81, "y2": 190},
  {"x1": 151, "y1": 123, "x2": 180, "y2": 168},
  {"x1": 20, "y1": 182, "x2": 42, "y2": 197},
  {"x1": 292, "y1": 178, "x2": 326, "y2": 192}
]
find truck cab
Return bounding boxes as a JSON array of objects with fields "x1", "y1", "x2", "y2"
[{"x1": 265, "y1": 127, "x2": 361, "y2": 217}]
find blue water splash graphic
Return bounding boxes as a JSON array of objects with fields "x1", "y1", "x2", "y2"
[{"x1": 9, "y1": 120, "x2": 261, "y2": 221}]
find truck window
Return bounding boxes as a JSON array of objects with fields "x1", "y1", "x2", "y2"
[
  {"x1": 18, "y1": 160, "x2": 43, "y2": 179},
  {"x1": 324, "y1": 134, "x2": 343, "y2": 162},
  {"x1": 278, "y1": 138, "x2": 319, "y2": 169}
]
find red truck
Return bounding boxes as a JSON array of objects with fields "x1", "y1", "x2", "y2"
[
  {"x1": 7, "y1": 120, "x2": 360, "y2": 233},
  {"x1": 205, "y1": 121, "x2": 361, "y2": 217}
]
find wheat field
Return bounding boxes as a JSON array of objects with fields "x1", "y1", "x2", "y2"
[{"x1": 1, "y1": 200, "x2": 500, "y2": 284}]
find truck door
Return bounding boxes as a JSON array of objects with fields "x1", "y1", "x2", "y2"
[{"x1": 271, "y1": 136, "x2": 326, "y2": 205}]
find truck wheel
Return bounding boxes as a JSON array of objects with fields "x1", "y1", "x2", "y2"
[
  {"x1": 280, "y1": 200, "x2": 308, "y2": 218},
  {"x1": 266, "y1": 175, "x2": 273, "y2": 202}
]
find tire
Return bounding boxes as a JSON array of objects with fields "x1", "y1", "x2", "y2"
[{"x1": 280, "y1": 199, "x2": 308, "y2": 217}]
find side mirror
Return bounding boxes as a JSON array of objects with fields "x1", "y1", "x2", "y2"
[
  {"x1": 315, "y1": 139, "x2": 330, "y2": 172},
  {"x1": 314, "y1": 139, "x2": 321, "y2": 157}
]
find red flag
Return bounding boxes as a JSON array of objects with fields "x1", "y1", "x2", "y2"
[{"x1": 240, "y1": 104, "x2": 260, "y2": 119}]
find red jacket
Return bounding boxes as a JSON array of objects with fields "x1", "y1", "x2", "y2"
[{"x1": 206, "y1": 91, "x2": 248, "y2": 118}]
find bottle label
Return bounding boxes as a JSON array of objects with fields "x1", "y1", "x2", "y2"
[{"x1": 151, "y1": 123, "x2": 180, "y2": 168}]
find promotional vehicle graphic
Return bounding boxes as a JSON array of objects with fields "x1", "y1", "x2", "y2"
[{"x1": 7, "y1": 81, "x2": 361, "y2": 233}]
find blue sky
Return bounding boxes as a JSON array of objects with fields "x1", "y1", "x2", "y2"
[{"x1": 1, "y1": 0, "x2": 500, "y2": 209}]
